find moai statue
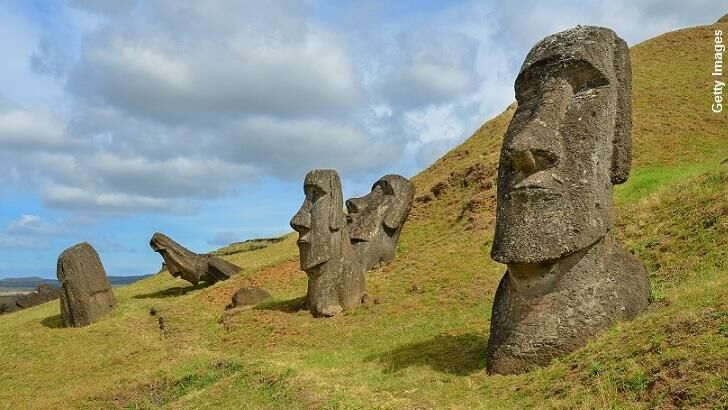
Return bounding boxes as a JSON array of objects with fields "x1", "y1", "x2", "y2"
[
  {"x1": 290, "y1": 169, "x2": 365, "y2": 317},
  {"x1": 150, "y1": 232, "x2": 240, "y2": 286},
  {"x1": 346, "y1": 175, "x2": 415, "y2": 271},
  {"x1": 57, "y1": 242, "x2": 117, "y2": 327},
  {"x1": 487, "y1": 26, "x2": 650, "y2": 374},
  {"x1": 15, "y1": 283, "x2": 60, "y2": 309}
]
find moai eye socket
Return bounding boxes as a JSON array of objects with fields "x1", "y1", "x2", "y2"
[
  {"x1": 373, "y1": 180, "x2": 394, "y2": 195},
  {"x1": 304, "y1": 184, "x2": 327, "y2": 202},
  {"x1": 515, "y1": 58, "x2": 610, "y2": 102}
]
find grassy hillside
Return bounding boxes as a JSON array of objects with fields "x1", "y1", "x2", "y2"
[{"x1": 1, "y1": 18, "x2": 727, "y2": 410}]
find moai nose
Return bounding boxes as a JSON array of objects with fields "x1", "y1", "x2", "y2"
[
  {"x1": 346, "y1": 197, "x2": 363, "y2": 213},
  {"x1": 506, "y1": 78, "x2": 571, "y2": 175},
  {"x1": 290, "y1": 203, "x2": 311, "y2": 233}
]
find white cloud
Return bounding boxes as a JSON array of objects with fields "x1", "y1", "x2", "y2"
[
  {"x1": 492, "y1": 0, "x2": 725, "y2": 51},
  {"x1": 86, "y1": 153, "x2": 256, "y2": 198},
  {"x1": 0, "y1": 213, "x2": 92, "y2": 250},
  {"x1": 376, "y1": 29, "x2": 481, "y2": 109},
  {"x1": 42, "y1": 185, "x2": 175, "y2": 213},
  {"x1": 0, "y1": 5, "x2": 65, "y2": 104},
  {"x1": 222, "y1": 116, "x2": 396, "y2": 178},
  {"x1": 0, "y1": 97, "x2": 79, "y2": 150},
  {"x1": 1, "y1": 0, "x2": 725, "y2": 215},
  {"x1": 68, "y1": 1, "x2": 360, "y2": 122},
  {"x1": 7, "y1": 214, "x2": 66, "y2": 236}
]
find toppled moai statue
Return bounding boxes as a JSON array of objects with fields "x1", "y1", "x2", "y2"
[
  {"x1": 57, "y1": 242, "x2": 117, "y2": 327},
  {"x1": 290, "y1": 169, "x2": 365, "y2": 317},
  {"x1": 226, "y1": 287, "x2": 271, "y2": 309},
  {"x1": 346, "y1": 175, "x2": 415, "y2": 271},
  {"x1": 150, "y1": 232, "x2": 241, "y2": 286},
  {"x1": 15, "y1": 283, "x2": 60, "y2": 309},
  {"x1": 487, "y1": 26, "x2": 650, "y2": 375}
]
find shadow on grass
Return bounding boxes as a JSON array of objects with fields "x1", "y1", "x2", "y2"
[
  {"x1": 368, "y1": 333, "x2": 488, "y2": 376},
  {"x1": 253, "y1": 296, "x2": 307, "y2": 313},
  {"x1": 133, "y1": 283, "x2": 208, "y2": 299},
  {"x1": 41, "y1": 314, "x2": 65, "y2": 329}
]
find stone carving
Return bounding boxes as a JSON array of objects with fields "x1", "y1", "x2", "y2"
[
  {"x1": 487, "y1": 26, "x2": 650, "y2": 374},
  {"x1": 15, "y1": 283, "x2": 60, "y2": 309},
  {"x1": 57, "y1": 242, "x2": 117, "y2": 327},
  {"x1": 290, "y1": 169, "x2": 365, "y2": 317},
  {"x1": 346, "y1": 174, "x2": 415, "y2": 271},
  {"x1": 150, "y1": 232, "x2": 241, "y2": 286},
  {"x1": 226, "y1": 287, "x2": 271, "y2": 309}
]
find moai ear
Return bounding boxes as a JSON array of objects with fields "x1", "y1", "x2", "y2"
[
  {"x1": 611, "y1": 35, "x2": 632, "y2": 185},
  {"x1": 329, "y1": 173, "x2": 343, "y2": 231},
  {"x1": 383, "y1": 179, "x2": 415, "y2": 231}
]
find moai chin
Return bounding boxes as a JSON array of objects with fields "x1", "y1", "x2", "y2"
[
  {"x1": 487, "y1": 26, "x2": 650, "y2": 375},
  {"x1": 290, "y1": 169, "x2": 365, "y2": 318},
  {"x1": 346, "y1": 174, "x2": 415, "y2": 271}
]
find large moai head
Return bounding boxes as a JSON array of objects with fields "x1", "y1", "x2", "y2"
[
  {"x1": 290, "y1": 169, "x2": 346, "y2": 271},
  {"x1": 486, "y1": 26, "x2": 648, "y2": 375},
  {"x1": 345, "y1": 174, "x2": 415, "y2": 271},
  {"x1": 491, "y1": 26, "x2": 632, "y2": 264}
]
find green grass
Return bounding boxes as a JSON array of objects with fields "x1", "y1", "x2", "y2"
[
  {"x1": 614, "y1": 163, "x2": 716, "y2": 205},
  {"x1": 1, "y1": 16, "x2": 727, "y2": 410}
]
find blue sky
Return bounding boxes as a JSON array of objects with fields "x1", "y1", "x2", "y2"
[{"x1": 0, "y1": 0, "x2": 724, "y2": 279}]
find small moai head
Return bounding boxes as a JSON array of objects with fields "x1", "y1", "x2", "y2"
[
  {"x1": 290, "y1": 169, "x2": 345, "y2": 271},
  {"x1": 149, "y1": 232, "x2": 200, "y2": 284},
  {"x1": 492, "y1": 26, "x2": 633, "y2": 264},
  {"x1": 345, "y1": 174, "x2": 415, "y2": 244}
]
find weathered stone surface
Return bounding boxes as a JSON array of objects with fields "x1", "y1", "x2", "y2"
[
  {"x1": 487, "y1": 26, "x2": 650, "y2": 374},
  {"x1": 15, "y1": 284, "x2": 60, "y2": 309},
  {"x1": 150, "y1": 232, "x2": 240, "y2": 285},
  {"x1": 346, "y1": 174, "x2": 415, "y2": 271},
  {"x1": 290, "y1": 169, "x2": 365, "y2": 318},
  {"x1": 57, "y1": 242, "x2": 117, "y2": 327},
  {"x1": 226, "y1": 287, "x2": 271, "y2": 309}
]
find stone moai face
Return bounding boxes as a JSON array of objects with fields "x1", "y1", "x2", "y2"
[
  {"x1": 290, "y1": 169, "x2": 345, "y2": 271},
  {"x1": 57, "y1": 242, "x2": 117, "y2": 327},
  {"x1": 486, "y1": 26, "x2": 648, "y2": 375},
  {"x1": 149, "y1": 232, "x2": 238, "y2": 285},
  {"x1": 150, "y1": 232, "x2": 202, "y2": 284},
  {"x1": 291, "y1": 169, "x2": 366, "y2": 317},
  {"x1": 491, "y1": 25, "x2": 632, "y2": 264},
  {"x1": 345, "y1": 175, "x2": 415, "y2": 270}
]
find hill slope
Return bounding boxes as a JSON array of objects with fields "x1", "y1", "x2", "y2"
[{"x1": 1, "y1": 18, "x2": 727, "y2": 409}]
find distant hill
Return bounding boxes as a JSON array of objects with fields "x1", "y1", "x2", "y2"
[{"x1": 0, "y1": 275, "x2": 153, "y2": 291}]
